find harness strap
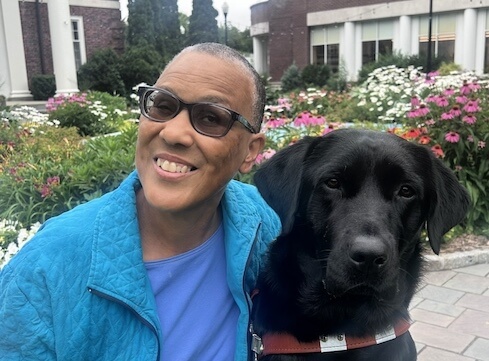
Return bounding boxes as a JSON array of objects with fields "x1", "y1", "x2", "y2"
[{"x1": 252, "y1": 317, "x2": 411, "y2": 358}]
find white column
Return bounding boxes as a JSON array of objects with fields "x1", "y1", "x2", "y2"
[
  {"x1": 343, "y1": 22, "x2": 356, "y2": 81},
  {"x1": 47, "y1": 0, "x2": 79, "y2": 93},
  {"x1": 253, "y1": 37, "x2": 268, "y2": 76},
  {"x1": 462, "y1": 8, "x2": 477, "y2": 71},
  {"x1": 399, "y1": 16, "x2": 412, "y2": 55},
  {"x1": 0, "y1": 0, "x2": 32, "y2": 100},
  {"x1": 474, "y1": 10, "x2": 486, "y2": 75}
]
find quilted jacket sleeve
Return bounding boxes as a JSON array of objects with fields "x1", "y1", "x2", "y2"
[{"x1": 0, "y1": 263, "x2": 56, "y2": 360}]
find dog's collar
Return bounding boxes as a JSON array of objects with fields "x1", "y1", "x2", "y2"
[{"x1": 251, "y1": 318, "x2": 411, "y2": 359}]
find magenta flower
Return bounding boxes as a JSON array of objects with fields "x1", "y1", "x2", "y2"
[
  {"x1": 469, "y1": 81, "x2": 481, "y2": 91},
  {"x1": 255, "y1": 148, "x2": 277, "y2": 165},
  {"x1": 460, "y1": 82, "x2": 471, "y2": 95},
  {"x1": 441, "y1": 112, "x2": 454, "y2": 120},
  {"x1": 410, "y1": 96, "x2": 420, "y2": 106},
  {"x1": 443, "y1": 88, "x2": 455, "y2": 96},
  {"x1": 463, "y1": 100, "x2": 481, "y2": 113},
  {"x1": 456, "y1": 95, "x2": 468, "y2": 104},
  {"x1": 435, "y1": 96, "x2": 449, "y2": 107},
  {"x1": 417, "y1": 104, "x2": 430, "y2": 117},
  {"x1": 462, "y1": 114, "x2": 476, "y2": 124},
  {"x1": 445, "y1": 132, "x2": 460, "y2": 143},
  {"x1": 265, "y1": 117, "x2": 286, "y2": 128},
  {"x1": 450, "y1": 105, "x2": 462, "y2": 117}
]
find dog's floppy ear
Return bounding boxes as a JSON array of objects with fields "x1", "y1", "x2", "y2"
[
  {"x1": 254, "y1": 137, "x2": 318, "y2": 234},
  {"x1": 426, "y1": 156, "x2": 470, "y2": 255}
]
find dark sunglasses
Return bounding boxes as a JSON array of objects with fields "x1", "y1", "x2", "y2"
[{"x1": 138, "y1": 86, "x2": 257, "y2": 137}]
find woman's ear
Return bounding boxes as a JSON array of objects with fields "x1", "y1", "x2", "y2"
[{"x1": 239, "y1": 133, "x2": 265, "y2": 174}]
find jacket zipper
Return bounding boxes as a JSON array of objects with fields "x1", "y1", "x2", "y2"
[
  {"x1": 87, "y1": 287, "x2": 160, "y2": 361},
  {"x1": 243, "y1": 223, "x2": 261, "y2": 361}
]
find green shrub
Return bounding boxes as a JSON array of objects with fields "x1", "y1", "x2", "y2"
[
  {"x1": 118, "y1": 45, "x2": 164, "y2": 93},
  {"x1": 281, "y1": 63, "x2": 303, "y2": 93},
  {"x1": 46, "y1": 92, "x2": 129, "y2": 136},
  {"x1": 30, "y1": 74, "x2": 56, "y2": 100},
  {"x1": 301, "y1": 64, "x2": 331, "y2": 88},
  {"x1": 437, "y1": 62, "x2": 462, "y2": 76},
  {"x1": 77, "y1": 48, "x2": 126, "y2": 96},
  {"x1": 0, "y1": 124, "x2": 137, "y2": 226}
]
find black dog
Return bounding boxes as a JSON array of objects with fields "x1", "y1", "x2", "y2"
[{"x1": 251, "y1": 129, "x2": 470, "y2": 361}]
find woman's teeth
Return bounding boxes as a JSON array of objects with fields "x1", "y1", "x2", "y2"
[{"x1": 156, "y1": 158, "x2": 192, "y2": 173}]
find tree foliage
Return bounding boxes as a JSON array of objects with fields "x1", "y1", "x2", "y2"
[
  {"x1": 127, "y1": 0, "x2": 182, "y2": 62},
  {"x1": 153, "y1": 0, "x2": 182, "y2": 61},
  {"x1": 126, "y1": 0, "x2": 155, "y2": 48},
  {"x1": 187, "y1": 0, "x2": 219, "y2": 45}
]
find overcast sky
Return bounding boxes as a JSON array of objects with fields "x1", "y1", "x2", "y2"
[{"x1": 120, "y1": 0, "x2": 259, "y2": 30}]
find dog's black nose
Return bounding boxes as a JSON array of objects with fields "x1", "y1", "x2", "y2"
[{"x1": 348, "y1": 236, "x2": 388, "y2": 272}]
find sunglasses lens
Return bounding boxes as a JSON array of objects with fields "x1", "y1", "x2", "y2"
[
  {"x1": 192, "y1": 104, "x2": 232, "y2": 136},
  {"x1": 145, "y1": 90, "x2": 179, "y2": 121}
]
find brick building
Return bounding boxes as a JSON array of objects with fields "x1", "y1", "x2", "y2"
[
  {"x1": 0, "y1": 0, "x2": 124, "y2": 100},
  {"x1": 250, "y1": 0, "x2": 489, "y2": 81}
]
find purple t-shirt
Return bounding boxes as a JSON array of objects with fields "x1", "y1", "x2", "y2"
[{"x1": 144, "y1": 224, "x2": 239, "y2": 360}]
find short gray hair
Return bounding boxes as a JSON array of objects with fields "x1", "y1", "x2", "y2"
[{"x1": 168, "y1": 43, "x2": 266, "y2": 131}]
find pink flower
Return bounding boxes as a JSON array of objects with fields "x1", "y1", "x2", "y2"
[
  {"x1": 417, "y1": 104, "x2": 430, "y2": 117},
  {"x1": 460, "y1": 81, "x2": 471, "y2": 95},
  {"x1": 456, "y1": 95, "x2": 468, "y2": 104},
  {"x1": 445, "y1": 132, "x2": 460, "y2": 143},
  {"x1": 450, "y1": 105, "x2": 462, "y2": 117},
  {"x1": 441, "y1": 112, "x2": 454, "y2": 120},
  {"x1": 463, "y1": 100, "x2": 481, "y2": 113},
  {"x1": 462, "y1": 114, "x2": 476, "y2": 124},
  {"x1": 467, "y1": 135, "x2": 474, "y2": 142},
  {"x1": 469, "y1": 81, "x2": 481, "y2": 91},
  {"x1": 443, "y1": 88, "x2": 455, "y2": 96},
  {"x1": 265, "y1": 117, "x2": 286, "y2": 128},
  {"x1": 478, "y1": 141, "x2": 486, "y2": 149},
  {"x1": 435, "y1": 96, "x2": 449, "y2": 107},
  {"x1": 255, "y1": 148, "x2": 276, "y2": 164},
  {"x1": 410, "y1": 96, "x2": 420, "y2": 106}
]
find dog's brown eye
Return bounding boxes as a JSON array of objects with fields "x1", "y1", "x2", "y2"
[
  {"x1": 326, "y1": 178, "x2": 340, "y2": 189},
  {"x1": 398, "y1": 185, "x2": 415, "y2": 198}
]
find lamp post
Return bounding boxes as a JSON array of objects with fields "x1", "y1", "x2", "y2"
[
  {"x1": 222, "y1": 2, "x2": 229, "y2": 45},
  {"x1": 426, "y1": 0, "x2": 433, "y2": 78}
]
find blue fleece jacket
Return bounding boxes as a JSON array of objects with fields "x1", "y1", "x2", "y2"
[{"x1": 0, "y1": 171, "x2": 281, "y2": 361}]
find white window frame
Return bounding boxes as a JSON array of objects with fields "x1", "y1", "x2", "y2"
[{"x1": 71, "y1": 16, "x2": 87, "y2": 70}]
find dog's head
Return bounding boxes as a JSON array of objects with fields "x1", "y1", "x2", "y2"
[{"x1": 254, "y1": 129, "x2": 470, "y2": 317}]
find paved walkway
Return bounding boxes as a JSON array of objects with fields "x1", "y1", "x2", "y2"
[{"x1": 411, "y1": 263, "x2": 489, "y2": 360}]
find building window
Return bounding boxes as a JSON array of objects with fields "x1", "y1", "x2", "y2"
[
  {"x1": 361, "y1": 21, "x2": 393, "y2": 65},
  {"x1": 71, "y1": 17, "x2": 86, "y2": 70},
  {"x1": 310, "y1": 26, "x2": 340, "y2": 72},
  {"x1": 419, "y1": 13, "x2": 456, "y2": 63}
]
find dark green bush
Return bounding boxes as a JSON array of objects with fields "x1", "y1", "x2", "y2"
[
  {"x1": 30, "y1": 74, "x2": 56, "y2": 100},
  {"x1": 301, "y1": 64, "x2": 331, "y2": 88},
  {"x1": 48, "y1": 102, "x2": 114, "y2": 137},
  {"x1": 118, "y1": 45, "x2": 164, "y2": 92},
  {"x1": 280, "y1": 64, "x2": 303, "y2": 93},
  {"x1": 77, "y1": 49, "x2": 126, "y2": 96}
]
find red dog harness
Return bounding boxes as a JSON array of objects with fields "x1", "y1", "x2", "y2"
[{"x1": 251, "y1": 318, "x2": 411, "y2": 358}]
